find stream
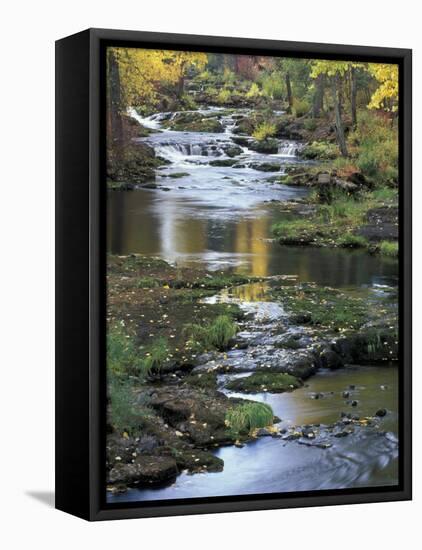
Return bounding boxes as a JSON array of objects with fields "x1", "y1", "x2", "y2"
[{"x1": 107, "y1": 106, "x2": 399, "y2": 502}]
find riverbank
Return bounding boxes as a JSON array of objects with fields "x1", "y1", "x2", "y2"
[{"x1": 271, "y1": 169, "x2": 398, "y2": 255}]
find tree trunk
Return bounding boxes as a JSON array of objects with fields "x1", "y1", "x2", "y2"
[
  {"x1": 350, "y1": 66, "x2": 357, "y2": 129},
  {"x1": 332, "y1": 74, "x2": 348, "y2": 157},
  {"x1": 108, "y1": 49, "x2": 124, "y2": 146},
  {"x1": 285, "y1": 72, "x2": 293, "y2": 113},
  {"x1": 177, "y1": 75, "x2": 185, "y2": 98},
  {"x1": 312, "y1": 74, "x2": 325, "y2": 118}
]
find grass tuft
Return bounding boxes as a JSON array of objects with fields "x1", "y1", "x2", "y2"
[
  {"x1": 226, "y1": 402, "x2": 274, "y2": 435},
  {"x1": 379, "y1": 241, "x2": 398, "y2": 257},
  {"x1": 108, "y1": 379, "x2": 154, "y2": 436},
  {"x1": 184, "y1": 315, "x2": 238, "y2": 352},
  {"x1": 141, "y1": 337, "x2": 169, "y2": 378}
]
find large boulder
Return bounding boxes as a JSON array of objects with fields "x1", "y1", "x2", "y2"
[
  {"x1": 107, "y1": 142, "x2": 159, "y2": 186},
  {"x1": 149, "y1": 385, "x2": 231, "y2": 433},
  {"x1": 333, "y1": 327, "x2": 398, "y2": 364},
  {"x1": 223, "y1": 144, "x2": 243, "y2": 157},
  {"x1": 248, "y1": 139, "x2": 279, "y2": 154}
]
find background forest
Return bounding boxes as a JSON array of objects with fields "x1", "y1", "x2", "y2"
[{"x1": 107, "y1": 48, "x2": 398, "y2": 192}]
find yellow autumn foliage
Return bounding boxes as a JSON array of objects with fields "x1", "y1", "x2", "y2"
[
  {"x1": 110, "y1": 47, "x2": 207, "y2": 108},
  {"x1": 367, "y1": 63, "x2": 399, "y2": 111}
]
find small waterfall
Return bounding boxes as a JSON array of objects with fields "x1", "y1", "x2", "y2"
[
  {"x1": 127, "y1": 107, "x2": 163, "y2": 130},
  {"x1": 277, "y1": 142, "x2": 298, "y2": 157},
  {"x1": 154, "y1": 140, "x2": 226, "y2": 161},
  {"x1": 155, "y1": 143, "x2": 189, "y2": 162}
]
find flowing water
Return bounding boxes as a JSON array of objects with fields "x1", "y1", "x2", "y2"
[
  {"x1": 107, "y1": 107, "x2": 399, "y2": 502},
  {"x1": 111, "y1": 365, "x2": 398, "y2": 502}
]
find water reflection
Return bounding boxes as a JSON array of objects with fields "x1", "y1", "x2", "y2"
[{"x1": 107, "y1": 189, "x2": 398, "y2": 287}]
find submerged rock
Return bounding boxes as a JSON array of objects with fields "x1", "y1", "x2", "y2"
[{"x1": 250, "y1": 162, "x2": 281, "y2": 172}]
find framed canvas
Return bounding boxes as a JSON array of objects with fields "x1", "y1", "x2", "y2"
[{"x1": 55, "y1": 28, "x2": 412, "y2": 521}]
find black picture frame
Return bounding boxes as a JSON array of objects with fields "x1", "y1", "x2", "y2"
[{"x1": 55, "y1": 27, "x2": 412, "y2": 521}]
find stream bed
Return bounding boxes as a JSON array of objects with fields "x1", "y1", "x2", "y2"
[{"x1": 107, "y1": 106, "x2": 399, "y2": 502}]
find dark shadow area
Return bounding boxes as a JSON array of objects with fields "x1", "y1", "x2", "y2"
[{"x1": 26, "y1": 491, "x2": 55, "y2": 508}]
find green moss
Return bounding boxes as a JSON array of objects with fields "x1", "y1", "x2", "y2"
[
  {"x1": 136, "y1": 276, "x2": 160, "y2": 289},
  {"x1": 225, "y1": 373, "x2": 302, "y2": 393},
  {"x1": 250, "y1": 162, "x2": 281, "y2": 172},
  {"x1": 184, "y1": 372, "x2": 218, "y2": 390},
  {"x1": 225, "y1": 402, "x2": 274, "y2": 435},
  {"x1": 209, "y1": 159, "x2": 237, "y2": 167},
  {"x1": 160, "y1": 110, "x2": 225, "y2": 132},
  {"x1": 271, "y1": 284, "x2": 370, "y2": 332}
]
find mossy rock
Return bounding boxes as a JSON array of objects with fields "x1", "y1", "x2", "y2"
[
  {"x1": 225, "y1": 373, "x2": 302, "y2": 393},
  {"x1": 231, "y1": 136, "x2": 250, "y2": 147},
  {"x1": 164, "y1": 112, "x2": 224, "y2": 133},
  {"x1": 171, "y1": 448, "x2": 224, "y2": 472},
  {"x1": 250, "y1": 162, "x2": 281, "y2": 172},
  {"x1": 249, "y1": 139, "x2": 279, "y2": 154},
  {"x1": 224, "y1": 145, "x2": 243, "y2": 158},
  {"x1": 107, "y1": 142, "x2": 162, "y2": 187},
  {"x1": 209, "y1": 158, "x2": 238, "y2": 167},
  {"x1": 183, "y1": 372, "x2": 218, "y2": 390},
  {"x1": 163, "y1": 172, "x2": 190, "y2": 179},
  {"x1": 233, "y1": 116, "x2": 257, "y2": 135}
]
